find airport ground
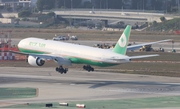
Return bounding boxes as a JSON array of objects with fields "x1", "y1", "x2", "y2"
[
  {"x1": 1, "y1": 27, "x2": 180, "y2": 42},
  {"x1": 0, "y1": 52, "x2": 180, "y2": 77},
  {"x1": 0, "y1": 67, "x2": 180, "y2": 109},
  {"x1": 0, "y1": 28, "x2": 180, "y2": 109}
]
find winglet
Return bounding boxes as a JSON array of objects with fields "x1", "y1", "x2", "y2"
[{"x1": 112, "y1": 25, "x2": 131, "y2": 55}]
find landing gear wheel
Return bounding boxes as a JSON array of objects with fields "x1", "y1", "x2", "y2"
[
  {"x1": 83, "y1": 65, "x2": 94, "y2": 72},
  {"x1": 56, "y1": 66, "x2": 68, "y2": 74},
  {"x1": 56, "y1": 67, "x2": 59, "y2": 71},
  {"x1": 60, "y1": 70, "x2": 64, "y2": 74},
  {"x1": 64, "y1": 68, "x2": 68, "y2": 74},
  {"x1": 83, "y1": 65, "x2": 86, "y2": 70}
]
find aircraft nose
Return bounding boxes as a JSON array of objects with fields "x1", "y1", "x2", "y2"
[
  {"x1": 18, "y1": 39, "x2": 26, "y2": 48},
  {"x1": 18, "y1": 40, "x2": 22, "y2": 48}
]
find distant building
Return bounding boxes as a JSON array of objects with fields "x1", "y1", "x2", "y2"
[
  {"x1": 0, "y1": 0, "x2": 18, "y2": 7},
  {"x1": 81, "y1": 0, "x2": 92, "y2": 4},
  {"x1": 0, "y1": 0, "x2": 37, "y2": 11},
  {"x1": 19, "y1": 0, "x2": 31, "y2": 7},
  {"x1": 82, "y1": 0, "x2": 91, "y2": 4},
  {"x1": 30, "y1": 0, "x2": 37, "y2": 7}
]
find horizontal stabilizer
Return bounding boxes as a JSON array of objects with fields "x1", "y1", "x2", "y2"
[
  {"x1": 127, "y1": 39, "x2": 173, "y2": 51},
  {"x1": 130, "y1": 54, "x2": 159, "y2": 60}
]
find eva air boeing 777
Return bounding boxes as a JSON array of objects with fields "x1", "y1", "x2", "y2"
[{"x1": 15, "y1": 25, "x2": 170, "y2": 74}]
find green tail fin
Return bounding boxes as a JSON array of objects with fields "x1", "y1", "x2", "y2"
[{"x1": 112, "y1": 25, "x2": 131, "y2": 55}]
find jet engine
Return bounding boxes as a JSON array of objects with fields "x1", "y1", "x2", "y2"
[{"x1": 28, "y1": 55, "x2": 45, "y2": 66}]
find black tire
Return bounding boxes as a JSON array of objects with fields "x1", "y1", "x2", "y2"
[
  {"x1": 83, "y1": 66, "x2": 86, "y2": 70},
  {"x1": 59, "y1": 69, "x2": 63, "y2": 74},
  {"x1": 56, "y1": 67, "x2": 59, "y2": 71},
  {"x1": 88, "y1": 68, "x2": 91, "y2": 72},
  {"x1": 65, "y1": 68, "x2": 68, "y2": 71}
]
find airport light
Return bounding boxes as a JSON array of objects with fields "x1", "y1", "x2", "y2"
[
  {"x1": 143, "y1": 0, "x2": 144, "y2": 12},
  {"x1": 137, "y1": 1, "x2": 141, "y2": 10},
  {"x1": 137, "y1": 0, "x2": 144, "y2": 11},
  {"x1": 91, "y1": 0, "x2": 94, "y2": 12},
  {"x1": 38, "y1": 22, "x2": 43, "y2": 32},
  {"x1": 122, "y1": 0, "x2": 124, "y2": 13},
  {"x1": 106, "y1": 0, "x2": 108, "y2": 10},
  {"x1": 64, "y1": 0, "x2": 65, "y2": 12},
  {"x1": 71, "y1": 0, "x2": 73, "y2": 11},
  {"x1": 178, "y1": 0, "x2": 180, "y2": 29},
  {"x1": 178, "y1": 0, "x2": 180, "y2": 16},
  {"x1": 166, "y1": 0, "x2": 167, "y2": 13},
  {"x1": 100, "y1": 0, "x2": 102, "y2": 13}
]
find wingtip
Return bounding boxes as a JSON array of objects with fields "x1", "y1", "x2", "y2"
[
  {"x1": 155, "y1": 54, "x2": 160, "y2": 56},
  {"x1": 166, "y1": 39, "x2": 173, "y2": 41}
]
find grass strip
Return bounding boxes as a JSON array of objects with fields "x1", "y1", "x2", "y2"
[{"x1": 0, "y1": 88, "x2": 37, "y2": 100}]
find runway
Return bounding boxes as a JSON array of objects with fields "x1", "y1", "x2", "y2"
[{"x1": 0, "y1": 67, "x2": 180, "y2": 107}]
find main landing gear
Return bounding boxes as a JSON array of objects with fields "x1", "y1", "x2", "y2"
[
  {"x1": 56, "y1": 66, "x2": 68, "y2": 74},
  {"x1": 83, "y1": 65, "x2": 94, "y2": 72}
]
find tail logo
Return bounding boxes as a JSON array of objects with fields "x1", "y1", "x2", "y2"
[{"x1": 118, "y1": 33, "x2": 127, "y2": 47}]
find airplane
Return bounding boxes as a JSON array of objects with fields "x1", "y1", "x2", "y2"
[{"x1": 12, "y1": 25, "x2": 170, "y2": 74}]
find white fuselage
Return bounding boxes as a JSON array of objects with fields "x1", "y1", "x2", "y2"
[{"x1": 18, "y1": 38, "x2": 130, "y2": 66}]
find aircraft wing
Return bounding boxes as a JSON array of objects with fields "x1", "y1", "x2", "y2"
[
  {"x1": 127, "y1": 39, "x2": 172, "y2": 51},
  {"x1": 10, "y1": 50, "x2": 72, "y2": 66},
  {"x1": 10, "y1": 50, "x2": 54, "y2": 60}
]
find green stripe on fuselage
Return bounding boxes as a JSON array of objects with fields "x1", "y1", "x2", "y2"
[
  {"x1": 19, "y1": 48, "x2": 47, "y2": 54},
  {"x1": 70, "y1": 57, "x2": 117, "y2": 67},
  {"x1": 19, "y1": 48, "x2": 117, "y2": 67}
]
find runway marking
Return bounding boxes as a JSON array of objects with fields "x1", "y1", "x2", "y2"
[{"x1": 96, "y1": 89, "x2": 180, "y2": 95}]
